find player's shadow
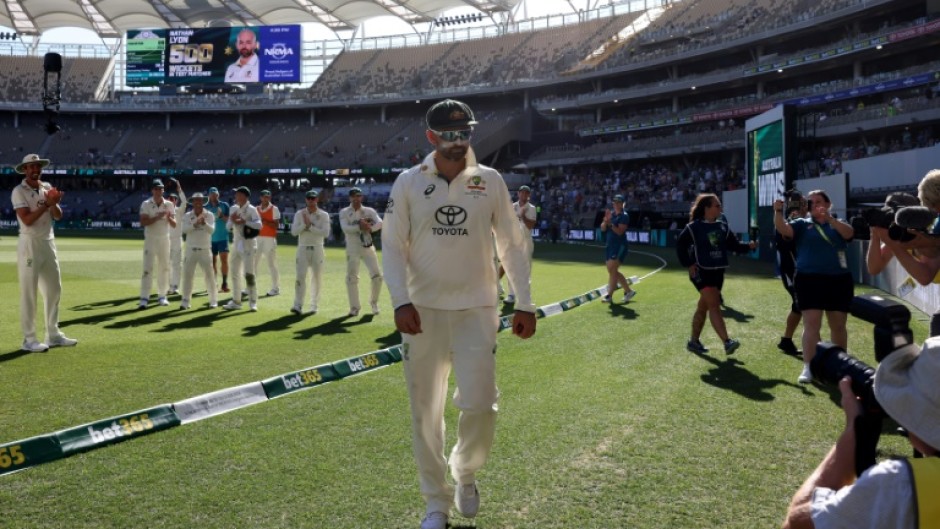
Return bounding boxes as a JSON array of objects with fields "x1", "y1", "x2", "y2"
[
  {"x1": 690, "y1": 349, "x2": 810, "y2": 401},
  {"x1": 293, "y1": 315, "x2": 372, "y2": 340},
  {"x1": 242, "y1": 312, "x2": 313, "y2": 337},
  {"x1": 0, "y1": 349, "x2": 37, "y2": 363},
  {"x1": 58, "y1": 306, "x2": 145, "y2": 327},
  {"x1": 71, "y1": 295, "x2": 141, "y2": 311},
  {"x1": 720, "y1": 303, "x2": 755, "y2": 324},
  {"x1": 105, "y1": 305, "x2": 197, "y2": 329},
  {"x1": 374, "y1": 329, "x2": 401, "y2": 349},
  {"x1": 608, "y1": 303, "x2": 638, "y2": 320},
  {"x1": 153, "y1": 306, "x2": 247, "y2": 332}
]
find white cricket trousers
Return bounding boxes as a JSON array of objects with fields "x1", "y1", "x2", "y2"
[
  {"x1": 507, "y1": 239, "x2": 534, "y2": 297},
  {"x1": 345, "y1": 246, "x2": 382, "y2": 311},
  {"x1": 402, "y1": 305, "x2": 499, "y2": 514},
  {"x1": 170, "y1": 236, "x2": 183, "y2": 289},
  {"x1": 18, "y1": 237, "x2": 62, "y2": 342},
  {"x1": 181, "y1": 246, "x2": 217, "y2": 306},
  {"x1": 294, "y1": 244, "x2": 323, "y2": 311},
  {"x1": 229, "y1": 239, "x2": 258, "y2": 304},
  {"x1": 140, "y1": 235, "x2": 170, "y2": 300},
  {"x1": 254, "y1": 236, "x2": 280, "y2": 291}
]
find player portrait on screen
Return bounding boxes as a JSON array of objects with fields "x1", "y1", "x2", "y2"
[{"x1": 225, "y1": 28, "x2": 259, "y2": 83}]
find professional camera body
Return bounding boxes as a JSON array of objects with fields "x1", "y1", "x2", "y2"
[
  {"x1": 783, "y1": 189, "x2": 805, "y2": 213},
  {"x1": 810, "y1": 294, "x2": 916, "y2": 474},
  {"x1": 850, "y1": 192, "x2": 937, "y2": 242}
]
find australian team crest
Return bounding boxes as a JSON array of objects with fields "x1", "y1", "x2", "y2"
[{"x1": 465, "y1": 175, "x2": 487, "y2": 198}]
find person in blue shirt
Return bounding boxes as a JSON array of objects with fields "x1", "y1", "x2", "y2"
[
  {"x1": 774, "y1": 190, "x2": 854, "y2": 384},
  {"x1": 599, "y1": 194, "x2": 636, "y2": 303},
  {"x1": 677, "y1": 193, "x2": 755, "y2": 354},
  {"x1": 206, "y1": 187, "x2": 231, "y2": 293}
]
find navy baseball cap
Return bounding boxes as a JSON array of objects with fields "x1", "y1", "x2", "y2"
[
  {"x1": 426, "y1": 99, "x2": 478, "y2": 130},
  {"x1": 613, "y1": 194, "x2": 625, "y2": 202}
]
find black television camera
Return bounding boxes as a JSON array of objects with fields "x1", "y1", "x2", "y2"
[
  {"x1": 782, "y1": 189, "x2": 805, "y2": 214},
  {"x1": 850, "y1": 192, "x2": 936, "y2": 242},
  {"x1": 810, "y1": 294, "x2": 916, "y2": 475}
]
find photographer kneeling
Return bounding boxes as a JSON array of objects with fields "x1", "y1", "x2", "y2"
[
  {"x1": 870, "y1": 169, "x2": 940, "y2": 336},
  {"x1": 782, "y1": 338, "x2": 940, "y2": 529}
]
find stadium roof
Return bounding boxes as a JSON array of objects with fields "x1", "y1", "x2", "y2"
[{"x1": 1, "y1": 0, "x2": 522, "y2": 37}]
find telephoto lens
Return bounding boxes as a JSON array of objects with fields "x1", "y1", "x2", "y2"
[{"x1": 810, "y1": 342, "x2": 880, "y2": 414}]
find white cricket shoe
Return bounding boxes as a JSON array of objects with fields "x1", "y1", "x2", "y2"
[
  {"x1": 47, "y1": 335, "x2": 78, "y2": 348},
  {"x1": 420, "y1": 512, "x2": 447, "y2": 529},
  {"x1": 138, "y1": 299, "x2": 148, "y2": 309},
  {"x1": 798, "y1": 364, "x2": 813, "y2": 384},
  {"x1": 370, "y1": 302, "x2": 380, "y2": 315},
  {"x1": 290, "y1": 305, "x2": 302, "y2": 315},
  {"x1": 22, "y1": 340, "x2": 49, "y2": 353},
  {"x1": 455, "y1": 482, "x2": 480, "y2": 518},
  {"x1": 180, "y1": 300, "x2": 190, "y2": 310},
  {"x1": 158, "y1": 297, "x2": 169, "y2": 306},
  {"x1": 222, "y1": 301, "x2": 242, "y2": 310},
  {"x1": 249, "y1": 302, "x2": 258, "y2": 312},
  {"x1": 266, "y1": 288, "x2": 279, "y2": 297},
  {"x1": 348, "y1": 308, "x2": 360, "y2": 317}
]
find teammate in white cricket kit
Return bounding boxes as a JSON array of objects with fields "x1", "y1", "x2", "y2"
[
  {"x1": 180, "y1": 192, "x2": 217, "y2": 309},
  {"x1": 505, "y1": 185, "x2": 537, "y2": 304},
  {"x1": 254, "y1": 189, "x2": 281, "y2": 297},
  {"x1": 166, "y1": 179, "x2": 187, "y2": 295},
  {"x1": 383, "y1": 100, "x2": 537, "y2": 529},
  {"x1": 224, "y1": 186, "x2": 262, "y2": 311},
  {"x1": 139, "y1": 179, "x2": 176, "y2": 308},
  {"x1": 11, "y1": 154, "x2": 78, "y2": 352},
  {"x1": 290, "y1": 190, "x2": 331, "y2": 314},
  {"x1": 339, "y1": 187, "x2": 383, "y2": 316}
]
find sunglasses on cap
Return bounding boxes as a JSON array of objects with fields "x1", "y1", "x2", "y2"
[{"x1": 431, "y1": 129, "x2": 473, "y2": 142}]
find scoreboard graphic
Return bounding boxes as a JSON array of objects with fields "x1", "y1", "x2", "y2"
[{"x1": 126, "y1": 25, "x2": 301, "y2": 86}]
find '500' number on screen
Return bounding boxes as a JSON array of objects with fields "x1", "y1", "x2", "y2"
[{"x1": 168, "y1": 44, "x2": 213, "y2": 64}]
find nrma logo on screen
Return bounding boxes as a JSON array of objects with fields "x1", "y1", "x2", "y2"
[{"x1": 264, "y1": 43, "x2": 294, "y2": 60}]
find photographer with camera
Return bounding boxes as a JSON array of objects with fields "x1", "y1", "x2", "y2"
[
  {"x1": 776, "y1": 191, "x2": 809, "y2": 356},
  {"x1": 869, "y1": 170, "x2": 940, "y2": 336},
  {"x1": 782, "y1": 337, "x2": 940, "y2": 529},
  {"x1": 774, "y1": 190, "x2": 854, "y2": 384}
]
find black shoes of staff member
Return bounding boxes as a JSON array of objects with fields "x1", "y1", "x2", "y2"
[{"x1": 777, "y1": 337, "x2": 801, "y2": 357}]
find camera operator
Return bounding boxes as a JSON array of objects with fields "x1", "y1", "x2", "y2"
[
  {"x1": 782, "y1": 338, "x2": 940, "y2": 529},
  {"x1": 774, "y1": 190, "x2": 855, "y2": 384},
  {"x1": 870, "y1": 170, "x2": 940, "y2": 335},
  {"x1": 776, "y1": 192, "x2": 809, "y2": 356}
]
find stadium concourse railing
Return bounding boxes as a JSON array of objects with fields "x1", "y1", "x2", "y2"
[{"x1": 0, "y1": 281, "x2": 621, "y2": 477}]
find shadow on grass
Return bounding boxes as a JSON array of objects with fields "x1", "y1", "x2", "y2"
[
  {"x1": 153, "y1": 306, "x2": 248, "y2": 332},
  {"x1": 70, "y1": 295, "x2": 141, "y2": 311},
  {"x1": 690, "y1": 349, "x2": 810, "y2": 401},
  {"x1": 104, "y1": 304, "x2": 200, "y2": 329},
  {"x1": 720, "y1": 303, "x2": 755, "y2": 323},
  {"x1": 242, "y1": 312, "x2": 311, "y2": 337},
  {"x1": 59, "y1": 306, "x2": 145, "y2": 327},
  {"x1": 374, "y1": 329, "x2": 401, "y2": 349},
  {"x1": 0, "y1": 349, "x2": 36, "y2": 363},
  {"x1": 608, "y1": 302, "x2": 638, "y2": 320},
  {"x1": 293, "y1": 315, "x2": 372, "y2": 340}
]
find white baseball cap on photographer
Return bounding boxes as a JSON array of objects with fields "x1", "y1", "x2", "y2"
[{"x1": 875, "y1": 336, "x2": 940, "y2": 450}]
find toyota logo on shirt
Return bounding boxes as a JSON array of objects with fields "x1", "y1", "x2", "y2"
[{"x1": 433, "y1": 205, "x2": 469, "y2": 236}]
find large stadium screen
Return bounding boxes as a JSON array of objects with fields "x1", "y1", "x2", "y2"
[
  {"x1": 126, "y1": 25, "x2": 301, "y2": 87},
  {"x1": 745, "y1": 105, "x2": 795, "y2": 261}
]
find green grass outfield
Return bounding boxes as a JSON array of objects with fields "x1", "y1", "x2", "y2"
[{"x1": 0, "y1": 235, "x2": 927, "y2": 529}]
